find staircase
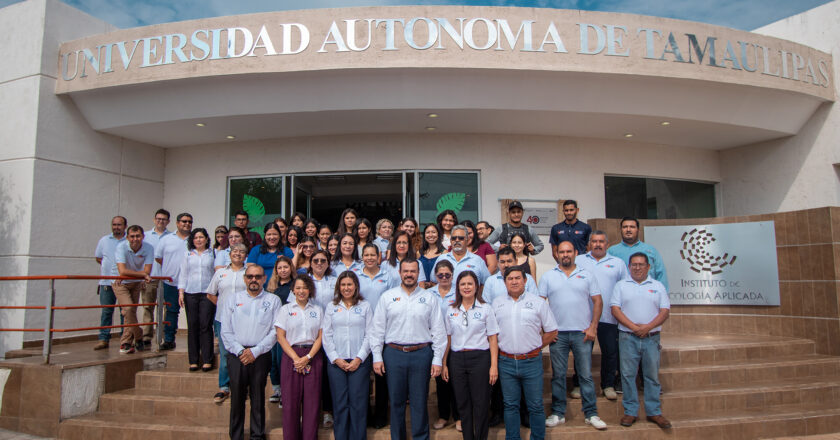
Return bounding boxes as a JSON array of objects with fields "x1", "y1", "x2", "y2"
[{"x1": 57, "y1": 334, "x2": 840, "y2": 439}]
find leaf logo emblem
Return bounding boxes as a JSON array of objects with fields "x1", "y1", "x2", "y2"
[
  {"x1": 242, "y1": 194, "x2": 266, "y2": 237},
  {"x1": 436, "y1": 192, "x2": 466, "y2": 214}
]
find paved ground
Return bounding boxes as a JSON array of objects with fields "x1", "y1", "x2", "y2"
[{"x1": 0, "y1": 428, "x2": 49, "y2": 439}]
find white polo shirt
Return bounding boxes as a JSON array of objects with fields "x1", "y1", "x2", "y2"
[
  {"x1": 444, "y1": 301, "x2": 499, "y2": 351},
  {"x1": 481, "y1": 272, "x2": 538, "y2": 304},
  {"x1": 311, "y1": 273, "x2": 338, "y2": 309},
  {"x1": 575, "y1": 253, "x2": 628, "y2": 325},
  {"x1": 154, "y1": 233, "x2": 188, "y2": 286},
  {"x1": 177, "y1": 249, "x2": 216, "y2": 293},
  {"x1": 538, "y1": 266, "x2": 601, "y2": 332},
  {"x1": 353, "y1": 266, "x2": 399, "y2": 310},
  {"x1": 206, "y1": 266, "x2": 247, "y2": 322},
  {"x1": 143, "y1": 229, "x2": 171, "y2": 277},
  {"x1": 610, "y1": 277, "x2": 670, "y2": 333},
  {"x1": 433, "y1": 251, "x2": 491, "y2": 285},
  {"x1": 95, "y1": 234, "x2": 125, "y2": 286},
  {"x1": 493, "y1": 292, "x2": 558, "y2": 355},
  {"x1": 113, "y1": 241, "x2": 154, "y2": 283},
  {"x1": 275, "y1": 300, "x2": 323, "y2": 346},
  {"x1": 368, "y1": 286, "x2": 447, "y2": 366}
]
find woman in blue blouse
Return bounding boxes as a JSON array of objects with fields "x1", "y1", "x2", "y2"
[{"x1": 247, "y1": 223, "x2": 293, "y2": 287}]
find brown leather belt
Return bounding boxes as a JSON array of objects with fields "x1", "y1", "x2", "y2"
[
  {"x1": 499, "y1": 348, "x2": 541, "y2": 360},
  {"x1": 387, "y1": 342, "x2": 430, "y2": 352}
]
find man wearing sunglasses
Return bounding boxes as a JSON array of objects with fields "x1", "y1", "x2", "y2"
[
  {"x1": 155, "y1": 212, "x2": 193, "y2": 350},
  {"x1": 432, "y1": 225, "x2": 491, "y2": 286}
]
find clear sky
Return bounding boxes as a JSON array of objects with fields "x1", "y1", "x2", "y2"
[{"x1": 0, "y1": 0, "x2": 833, "y2": 30}]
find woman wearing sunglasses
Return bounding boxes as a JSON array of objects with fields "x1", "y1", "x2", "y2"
[
  {"x1": 427, "y1": 260, "x2": 460, "y2": 431},
  {"x1": 442, "y1": 270, "x2": 499, "y2": 440}
]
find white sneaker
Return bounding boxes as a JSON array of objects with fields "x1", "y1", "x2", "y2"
[
  {"x1": 603, "y1": 387, "x2": 618, "y2": 400},
  {"x1": 570, "y1": 387, "x2": 581, "y2": 399},
  {"x1": 322, "y1": 413, "x2": 334, "y2": 428},
  {"x1": 545, "y1": 414, "x2": 565, "y2": 427},
  {"x1": 586, "y1": 415, "x2": 607, "y2": 430}
]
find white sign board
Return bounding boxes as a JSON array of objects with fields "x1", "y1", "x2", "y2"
[
  {"x1": 522, "y1": 207, "x2": 557, "y2": 235},
  {"x1": 644, "y1": 221, "x2": 780, "y2": 306}
]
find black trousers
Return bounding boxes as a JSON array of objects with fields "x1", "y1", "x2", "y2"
[
  {"x1": 372, "y1": 371, "x2": 389, "y2": 425},
  {"x1": 321, "y1": 348, "x2": 333, "y2": 412},
  {"x1": 449, "y1": 350, "x2": 491, "y2": 440},
  {"x1": 228, "y1": 351, "x2": 271, "y2": 440},
  {"x1": 184, "y1": 293, "x2": 215, "y2": 365},
  {"x1": 434, "y1": 375, "x2": 460, "y2": 421}
]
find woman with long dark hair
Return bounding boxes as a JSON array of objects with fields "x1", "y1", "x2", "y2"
[
  {"x1": 383, "y1": 230, "x2": 427, "y2": 283},
  {"x1": 332, "y1": 233, "x2": 362, "y2": 273},
  {"x1": 213, "y1": 225, "x2": 229, "y2": 251},
  {"x1": 265, "y1": 255, "x2": 296, "y2": 405},
  {"x1": 427, "y1": 260, "x2": 460, "y2": 431},
  {"x1": 462, "y1": 220, "x2": 498, "y2": 274},
  {"x1": 442, "y1": 270, "x2": 499, "y2": 440},
  {"x1": 354, "y1": 218, "x2": 374, "y2": 254},
  {"x1": 178, "y1": 228, "x2": 216, "y2": 372},
  {"x1": 322, "y1": 271, "x2": 374, "y2": 440},
  {"x1": 303, "y1": 218, "x2": 320, "y2": 240},
  {"x1": 436, "y1": 210, "x2": 458, "y2": 249},
  {"x1": 420, "y1": 224, "x2": 445, "y2": 287},
  {"x1": 336, "y1": 208, "x2": 358, "y2": 236},
  {"x1": 293, "y1": 236, "x2": 318, "y2": 274},
  {"x1": 214, "y1": 226, "x2": 249, "y2": 270},
  {"x1": 247, "y1": 223, "x2": 294, "y2": 287},
  {"x1": 398, "y1": 217, "x2": 422, "y2": 255},
  {"x1": 307, "y1": 248, "x2": 337, "y2": 428},
  {"x1": 509, "y1": 232, "x2": 536, "y2": 276},
  {"x1": 317, "y1": 224, "x2": 333, "y2": 251},
  {"x1": 286, "y1": 225, "x2": 303, "y2": 250}
]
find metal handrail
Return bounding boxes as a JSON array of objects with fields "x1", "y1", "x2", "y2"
[{"x1": 0, "y1": 275, "x2": 173, "y2": 363}]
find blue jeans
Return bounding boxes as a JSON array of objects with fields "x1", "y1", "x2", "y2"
[
  {"x1": 327, "y1": 357, "x2": 372, "y2": 440},
  {"x1": 498, "y1": 356, "x2": 545, "y2": 440},
  {"x1": 269, "y1": 343, "x2": 283, "y2": 388},
  {"x1": 383, "y1": 345, "x2": 433, "y2": 440},
  {"x1": 549, "y1": 331, "x2": 597, "y2": 418},
  {"x1": 162, "y1": 283, "x2": 180, "y2": 342},
  {"x1": 619, "y1": 331, "x2": 662, "y2": 417},
  {"x1": 213, "y1": 320, "x2": 230, "y2": 392},
  {"x1": 98, "y1": 286, "x2": 123, "y2": 341}
]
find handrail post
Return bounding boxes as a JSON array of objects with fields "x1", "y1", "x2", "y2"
[
  {"x1": 42, "y1": 279, "x2": 56, "y2": 364},
  {"x1": 154, "y1": 280, "x2": 163, "y2": 352}
]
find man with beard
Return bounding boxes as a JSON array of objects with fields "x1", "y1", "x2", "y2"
[
  {"x1": 549, "y1": 200, "x2": 592, "y2": 261},
  {"x1": 539, "y1": 241, "x2": 607, "y2": 431},
  {"x1": 369, "y1": 259, "x2": 447, "y2": 440},
  {"x1": 432, "y1": 225, "x2": 491, "y2": 286},
  {"x1": 220, "y1": 265, "x2": 282, "y2": 440},
  {"x1": 608, "y1": 217, "x2": 668, "y2": 290},
  {"x1": 93, "y1": 216, "x2": 126, "y2": 350}
]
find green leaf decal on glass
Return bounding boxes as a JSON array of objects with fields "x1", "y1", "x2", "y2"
[
  {"x1": 436, "y1": 192, "x2": 466, "y2": 214},
  {"x1": 242, "y1": 194, "x2": 266, "y2": 224}
]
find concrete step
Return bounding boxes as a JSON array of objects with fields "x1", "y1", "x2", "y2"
[{"x1": 57, "y1": 403, "x2": 840, "y2": 439}]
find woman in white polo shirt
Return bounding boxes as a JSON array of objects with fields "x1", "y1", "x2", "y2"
[
  {"x1": 178, "y1": 227, "x2": 216, "y2": 372},
  {"x1": 442, "y1": 270, "x2": 499, "y2": 440}
]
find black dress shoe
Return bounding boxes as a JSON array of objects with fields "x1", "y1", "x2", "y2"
[
  {"x1": 160, "y1": 341, "x2": 176, "y2": 350},
  {"x1": 489, "y1": 414, "x2": 503, "y2": 427},
  {"x1": 373, "y1": 419, "x2": 388, "y2": 429}
]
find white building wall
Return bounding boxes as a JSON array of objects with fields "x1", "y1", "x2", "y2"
[
  {"x1": 0, "y1": 0, "x2": 165, "y2": 356},
  {"x1": 720, "y1": 1, "x2": 840, "y2": 216},
  {"x1": 163, "y1": 134, "x2": 721, "y2": 277}
]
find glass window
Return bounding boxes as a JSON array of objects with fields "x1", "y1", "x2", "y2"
[
  {"x1": 228, "y1": 177, "x2": 285, "y2": 238},
  {"x1": 605, "y1": 176, "x2": 715, "y2": 219},
  {"x1": 418, "y1": 172, "x2": 479, "y2": 225}
]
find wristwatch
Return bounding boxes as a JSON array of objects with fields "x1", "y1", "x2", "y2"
[{"x1": 306, "y1": 353, "x2": 312, "y2": 360}]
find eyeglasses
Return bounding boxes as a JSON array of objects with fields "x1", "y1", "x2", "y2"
[
  {"x1": 245, "y1": 275, "x2": 263, "y2": 279},
  {"x1": 629, "y1": 263, "x2": 648, "y2": 269},
  {"x1": 436, "y1": 273, "x2": 452, "y2": 280},
  {"x1": 179, "y1": 220, "x2": 193, "y2": 224},
  {"x1": 451, "y1": 236, "x2": 466, "y2": 241},
  {"x1": 462, "y1": 312, "x2": 469, "y2": 327},
  {"x1": 302, "y1": 245, "x2": 315, "y2": 249},
  {"x1": 155, "y1": 217, "x2": 169, "y2": 222},
  {"x1": 313, "y1": 259, "x2": 328, "y2": 264}
]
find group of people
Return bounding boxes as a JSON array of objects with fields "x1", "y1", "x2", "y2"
[{"x1": 94, "y1": 200, "x2": 673, "y2": 440}]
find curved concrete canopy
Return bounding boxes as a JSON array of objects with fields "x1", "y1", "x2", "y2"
[{"x1": 56, "y1": 6, "x2": 834, "y2": 149}]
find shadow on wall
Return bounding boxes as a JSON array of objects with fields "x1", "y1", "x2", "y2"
[
  {"x1": 0, "y1": 173, "x2": 29, "y2": 356},
  {"x1": 721, "y1": 101, "x2": 833, "y2": 215}
]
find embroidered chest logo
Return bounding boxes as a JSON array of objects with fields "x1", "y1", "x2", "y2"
[
  {"x1": 419, "y1": 297, "x2": 426, "y2": 304},
  {"x1": 309, "y1": 311, "x2": 318, "y2": 318},
  {"x1": 353, "y1": 307, "x2": 362, "y2": 314}
]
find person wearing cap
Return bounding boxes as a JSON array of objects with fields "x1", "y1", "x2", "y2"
[
  {"x1": 611, "y1": 252, "x2": 671, "y2": 430},
  {"x1": 493, "y1": 266, "x2": 557, "y2": 440},
  {"x1": 432, "y1": 225, "x2": 491, "y2": 287},
  {"x1": 486, "y1": 201, "x2": 545, "y2": 255},
  {"x1": 369, "y1": 259, "x2": 448, "y2": 440},
  {"x1": 539, "y1": 241, "x2": 607, "y2": 431}
]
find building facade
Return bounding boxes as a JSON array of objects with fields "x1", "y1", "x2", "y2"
[{"x1": 0, "y1": 0, "x2": 838, "y2": 356}]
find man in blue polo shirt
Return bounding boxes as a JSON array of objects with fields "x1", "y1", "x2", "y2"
[
  {"x1": 608, "y1": 217, "x2": 668, "y2": 291},
  {"x1": 93, "y1": 216, "x2": 126, "y2": 350},
  {"x1": 549, "y1": 200, "x2": 592, "y2": 261},
  {"x1": 432, "y1": 225, "x2": 491, "y2": 285},
  {"x1": 113, "y1": 225, "x2": 154, "y2": 353},
  {"x1": 539, "y1": 241, "x2": 607, "y2": 431}
]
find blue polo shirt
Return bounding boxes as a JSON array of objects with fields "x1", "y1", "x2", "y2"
[
  {"x1": 247, "y1": 245, "x2": 294, "y2": 287},
  {"x1": 607, "y1": 241, "x2": 669, "y2": 291},
  {"x1": 482, "y1": 272, "x2": 538, "y2": 304},
  {"x1": 538, "y1": 266, "x2": 601, "y2": 332},
  {"x1": 549, "y1": 219, "x2": 592, "y2": 255},
  {"x1": 353, "y1": 266, "x2": 400, "y2": 310},
  {"x1": 432, "y1": 251, "x2": 491, "y2": 285}
]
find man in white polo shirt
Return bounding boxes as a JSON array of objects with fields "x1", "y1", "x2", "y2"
[
  {"x1": 573, "y1": 230, "x2": 628, "y2": 400},
  {"x1": 539, "y1": 241, "x2": 607, "y2": 430},
  {"x1": 113, "y1": 225, "x2": 154, "y2": 353},
  {"x1": 433, "y1": 225, "x2": 491, "y2": 286},
  {"x1": 93, "y1": 216, "x2": 126, "y2": 350},
  {"x1": 611, "y1": 252, "x2": 671, "y2": 429},
  {"x1": 494, "y1": 266, "x2": 557, "y2": 440},
  {"x1": 155, "y1": 212, "x2": 192, "y2": 350}
]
